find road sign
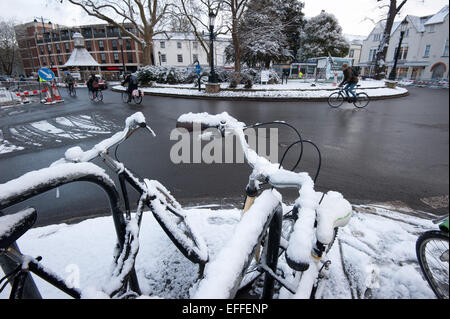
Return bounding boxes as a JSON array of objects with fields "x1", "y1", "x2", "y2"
[
  {"x1": 38, "y1": 68, "x2": 55, "y2": 82},
  {"x1": 195, "y1": 64, "x2": 202, "y2": 75}
]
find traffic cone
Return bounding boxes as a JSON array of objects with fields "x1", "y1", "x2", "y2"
[
  {"x1": 43, "y1": 86, "x2": 54, "y2": 104},
  {"x1": 51, "y1": 81, "x2": 64, "y2": 103}
]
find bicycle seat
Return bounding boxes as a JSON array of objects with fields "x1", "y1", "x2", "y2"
[{"x1": 0, "y1": 208, "x2": 37, "y2": 249}]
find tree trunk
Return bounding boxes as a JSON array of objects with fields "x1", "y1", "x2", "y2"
[
  {"x1": 374, "y1": 0, "x2": 407, "y2": 80},
  {"x1": 142, "y1": 43, "x2": 154, "y2": 66}
]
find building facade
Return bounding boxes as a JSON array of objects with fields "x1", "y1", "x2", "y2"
[
  {"x1": 359, "y1": 5, "x2": 449, "y2": 81},
  {"x1": 15, "y1": 21, "x2": 232, "y2": 80}
]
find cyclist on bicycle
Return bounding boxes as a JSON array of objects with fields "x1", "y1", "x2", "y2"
[
  {"x1": 339, "y1": 63, "x2": 359, "y2": 102},
  {"x1": 64, "y1": 72, "x2": 75, "y2": 93},
  {"x1": 87, "y1": 73, "x2": 99, "y2": 99},
  {"x1": 122, "y1": 72, "x2": 138, "y2": 103}
]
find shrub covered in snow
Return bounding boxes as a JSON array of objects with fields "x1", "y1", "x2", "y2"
[{"x1": 136, "y1": 66, "x2": 190, "y2": 85}]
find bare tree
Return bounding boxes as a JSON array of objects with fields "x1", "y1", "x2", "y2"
[
  {"x1": 172, "y1": 0, "x2": 226, "y2": 63},
  {"x1": 373, "y1": 0, "x2": 408, "y2": 79},
  {"x1": 0, "y1": 20, "x2": 22, "y2": 76},
  {"x1": 59, "y1": 0, "x2": 174, "y2": 65}
]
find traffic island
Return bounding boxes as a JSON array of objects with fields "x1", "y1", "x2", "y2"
[{"x1": 112, "y1": 79, "x2": 409, "y2": 102}]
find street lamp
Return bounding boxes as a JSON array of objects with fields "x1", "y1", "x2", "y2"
[
  {"x1": 208, "y1": 10, "x2": 217, "y2": 83},
  {"x1": 118, "y1": 31, "x2": 127, "y2": 74},
  {"x1": 388, "y1": 19, "x2": 408, "y2": 80}
]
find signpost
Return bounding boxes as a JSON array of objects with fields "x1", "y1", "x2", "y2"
[{"x1": 261, "y1": 70, "x2": 270, "y2": 85}]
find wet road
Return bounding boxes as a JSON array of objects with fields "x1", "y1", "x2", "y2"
[{"x1": 0, "y1": 86, "x2": 448, "y2": 226}]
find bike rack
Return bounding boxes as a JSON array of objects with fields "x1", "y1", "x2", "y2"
[{"x1": 0, "y1": 173, "x2": 141, "y2": 298}]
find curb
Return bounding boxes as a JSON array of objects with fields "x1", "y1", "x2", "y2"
[{"x1": 111, "y1": 87, "x2": 409, "y2": 102}]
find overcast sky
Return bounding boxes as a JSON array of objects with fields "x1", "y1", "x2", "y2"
[{"x1": 0, "y1": 0, "x2": 448, "y2": 36}]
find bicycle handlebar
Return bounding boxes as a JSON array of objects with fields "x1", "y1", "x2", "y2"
[
  {"x1": 176, "y1": 112, "x2": 312, "y2": 189},
  {"x1": 52, "y1": 112, "x2": 156, "y2": 166}
]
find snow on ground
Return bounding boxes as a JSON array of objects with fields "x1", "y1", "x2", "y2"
[
  {"x1": 0, "y1": 204, "x2": 439, "y2": 299},
  {"x1": 0, "y1": 139, "x2": 24, "y2": 155},
  {"x1": 113, "y1": 79, "x2": 407, "y2": 99}
]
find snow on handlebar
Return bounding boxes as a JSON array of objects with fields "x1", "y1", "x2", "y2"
[{"x1": 52, "y1": 112, "x2": 155, "y2": 166}]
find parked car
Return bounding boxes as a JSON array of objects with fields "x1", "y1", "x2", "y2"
[
  {"x1": 95, "y1": 75, "x2": 108, "y2": 90},
  {"x1": 0, "y1": 76, "x2": 13, "y2": 82}
]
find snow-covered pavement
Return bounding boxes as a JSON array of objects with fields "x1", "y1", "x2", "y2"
[{"x1": 0, "y1": 203, "x2": 440, "y2": 299}]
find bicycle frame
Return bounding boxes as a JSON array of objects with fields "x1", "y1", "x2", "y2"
[{"x1": 0, "y1": 164, "x2": 141, "y2": 298}]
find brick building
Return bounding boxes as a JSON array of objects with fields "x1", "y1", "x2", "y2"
[
  {"x1": 15, "y1": 21, "x2": 232, "y2": 80},
  {"x1": 15, "y1": 21, "x2": 142, "y2": 80}
]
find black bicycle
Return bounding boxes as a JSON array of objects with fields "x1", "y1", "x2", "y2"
[
  {"x1": 328, "y1": 85, "x2": 370, "y2": 109},
  {"x1": 67, "y1": 83, "x2": 76, "y2": 97},
  {"x1": 89, "y1": 89, "x2": 103, "y2": 102},
  {"x1": 416, "y1": 215, "x2": 449, "y2": 299},
  {"x1": 0, "y1": 113, "x2": 208, "y2": 299},
  {"x1": 121, "y1": 89, "x2": 143, "y2": 105}
]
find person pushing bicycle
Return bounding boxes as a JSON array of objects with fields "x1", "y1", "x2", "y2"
[
  {"x1": 86, "y1": 73, "x2": 99, "y2": 99},
  {"x1": 122, "y1": 72, "x2": 139, "y2": 103},
  {"x1": 339, "y1": 63, "x2": 359, "y2": 102},
  {"x1": 64, "y1": 72, "x2": 75, "y2": 93}
]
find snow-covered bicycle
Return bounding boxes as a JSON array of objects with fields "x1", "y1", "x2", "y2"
[
  {"x1": 0, "y1": 113, "x2": 208, "y2": 299},
  {"x1": 176, "y1": 112, "x2": 353, "y2": 299}
]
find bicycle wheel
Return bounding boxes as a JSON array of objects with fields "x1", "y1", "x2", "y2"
[
  {"x1": 88, "y1": 91, "x2": 94, "y2": 101},
  {"x1": 122, "y1": 92, "x2": 129, "y2": 103},
  {"x1": 328, "y1": 92, "x2": 344, "y2": 108},
  {"x1": 71, "y1": 88, "x2": 76, "y2": 97},
  {"x1": 416, "y1": 230, "x2": 449, "y2": 299},
  {"x1": 134, "y1": 94, "x2": 143, "y2": 105},
  {"x1": 354, "y1": 92, "x2": 369, "y2": 108},
  {"x1": 145, "y1": 180, "x2": 209, "y2": 265},
  {"x1": 97, "y1": 91, "x2": 103, "y2": 102}
]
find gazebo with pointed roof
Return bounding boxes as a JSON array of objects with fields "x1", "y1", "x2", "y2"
[{"x1": 64, "y1": 32, "x2": 100, "y2": 80}]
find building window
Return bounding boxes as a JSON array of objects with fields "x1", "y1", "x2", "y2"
[
  {"x1": 49, "y1": 56, "x2": 54, "y2": 66},
  {"x1": 373, "y1": 33, "x2": 381, "y2": 41},
  {"x1": 113, "y1": 53, "x2": 119, "y2": 63},
  {"x1": 86, "y1": 41, "x2": 92, "y2": 51},
  {"x1": 39, "y1": 46, "x2": 44, "y2": 55},
  {"x1": 404, "y1": 29, "x2": 409, "y2": 38},
  {"x1": 193, "y1": 41, "x2": 199, "y2": 50},
  {"x1": 99, "y1": 40, "x2": 105, "y2": 51},
  {"x1": 57, "y1": 55, "x2": 62, "y2": 64},
  {"x1": 47, "y1": 44, "x2": 52, "y2": 53},
  {"x1": 443, "y1": 39, "x2": 449, "y2": 57},
  {"x1": 64, "y1": 42, "x2": 70, "y2": 53},
  {"x1": 177, "y1": 42, "x2": 182, "y2": 49},
  {"x1": 369, "y1": 49, "x2": 377, "y2": 62},
  {"x1": 193, "y1": 54, "x2": 199, "y2": 62},
  {"x1": 160, "y1": 41, "x2": 165, "y2": 48},
  {"x1": 100, "y1": 53, "x2": 106, "y2": 63},
  {"x1": 177, "y1": 54, "x2": 183, "y2": 63},
  {"x1": 127, "y1": 52, "x2": 133, "y2": 63},
  {"x1": 161, "y1": 54, "x2": 167, "y2": 63},
  {"x1": 112, "y1": 39, "x2": 118, "y2": 51},
  {"x1": 424, "y1": 45, "x2": 431, "y2": 58},
  {"x1": 428, "y1": 25, "x2": 435, "y2": 33},
  {"x1": 126, "y1": 39, "x2": 132, "y2": 50},
  {"x1": 349, "y1": 49, "x2": 354, "y2": 58},
  {"x1": 41, "y1": 57, "x2": 46, "y2": 66},
  {"x1": 55, "y1": 43, "x2": 61, "y2": 53}
]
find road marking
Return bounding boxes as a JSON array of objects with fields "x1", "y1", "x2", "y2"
[{"x1": 420, "y1": 195, "x2": 449, "y2": 209}]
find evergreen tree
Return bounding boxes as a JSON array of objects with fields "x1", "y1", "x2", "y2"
[
  {"x1": 298, "y1": 11, "x2": 349, "y2": 61},
  {"x1": 277, "y1": 0, "x2": 305, "y2": 62},
  {"x1": 227, "y1": 0, "x2": 288, "y2": 68}
]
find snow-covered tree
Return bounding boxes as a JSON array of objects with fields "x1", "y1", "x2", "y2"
[
  {"x1": 0, "y1": 20, "x2": 23, "y2": 76},
  {"x1": 277, "y1": 0, "x2": 305, "y2": 62},
  {"x1": 229, "y1": 0, "x2": 287, "y2": 68},
  {"x1": 298, "y1": 11, "x2": 349, "y2": 61}
]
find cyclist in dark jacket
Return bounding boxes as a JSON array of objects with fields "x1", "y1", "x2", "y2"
[
  {"x1": 122, "y1": 72, "x2": 138, "y2": 102},
  {"x1": 339, "y1": 64, "x2": 359, "y2": 102},
  {"x1": 86, "y1": 73, "x2": 99, "y2": 99}
]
